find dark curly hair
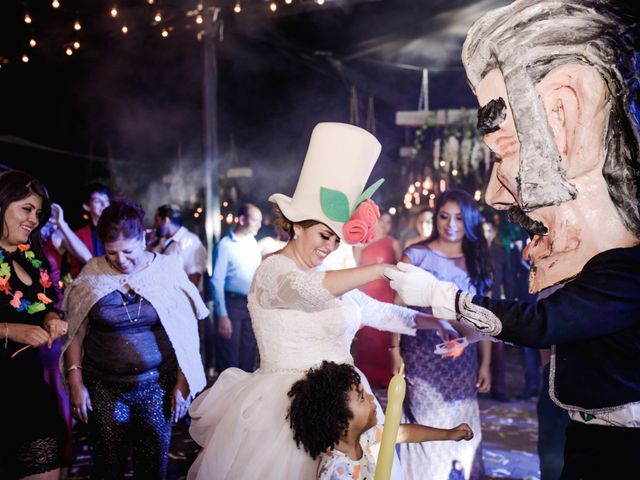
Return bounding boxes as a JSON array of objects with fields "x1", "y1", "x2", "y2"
[{"x1": 287, "y1": 361, "x2": 361, "y2": 460}]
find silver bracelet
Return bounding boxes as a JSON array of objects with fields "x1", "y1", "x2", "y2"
[{"x1": 66, "y1": 364, "x2": 83, "y2": 374}]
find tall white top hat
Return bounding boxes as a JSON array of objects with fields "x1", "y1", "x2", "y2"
[{"x1": 269, "y1": 122, "x2": 384, "y2": 244}]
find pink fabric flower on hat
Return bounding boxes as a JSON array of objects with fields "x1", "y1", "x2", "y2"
[{"x1": 342, "y1": 199, "x2": 381, "y2": 244}]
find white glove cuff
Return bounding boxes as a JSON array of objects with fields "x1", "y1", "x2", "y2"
[{"x1": 430, "y1": 280, "x2": 458, "y2": 320}]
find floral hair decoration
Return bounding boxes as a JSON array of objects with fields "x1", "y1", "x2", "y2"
[{"x1": 320, "y1": 178, "x2": 384, "y2": 244}]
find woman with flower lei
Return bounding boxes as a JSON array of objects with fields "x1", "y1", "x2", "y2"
[
  {"x1": 187, "y1": 123, "x2": 456, "y2": 480},
  {"x1": 0, "y1": 170, "x2": 68, "y2": 480}
]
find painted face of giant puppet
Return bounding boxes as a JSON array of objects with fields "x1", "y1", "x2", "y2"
[
  {"x1": 476, "y1": 66, "x2": 636, "y2": 292},
  {"x1": 463, "y1": 1, "x2": 640, "y2": 293}
]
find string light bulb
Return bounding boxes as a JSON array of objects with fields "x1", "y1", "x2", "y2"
[
  {"x1": 154, "y1": 12, "x2": 162, "y2": 22},
  {"x1": 147, "y1": 0, "x2": 155, "y2": 4},
  {"x1": 121, "y1": 25, "x2": 128, "y2": 34},
  {"x1": 73, "y1": 41, "x2": 80, "y2": 50},
  {"x1": 285, "y1": 0, "x2": 292, "y2": 4},
  {"x1": 65, "y1": 47, "x2": 73, "y2": 56},
  {"x1": 52, "y1": 0, "x2": 60, "y2": 8},
  {"x1": 29, "y1": 38, "x2": 37, "y2": 48},
  {"x1": 196, "y1": 15, "x2": 203, "y2": 24},
  {"x1": 233, "y1": 2, "x2": 241, "y2": 13},
  {"x1": 161, "y1": 28, "x2": 169, "y2": 38},
  {"x1": 24, "y1": 13, "x2": 32, "y2": 24},
  {"x1": 74, "y1": 20, "x2": 82, "y2": 31},
  {"x1": 22, "y1": 54, "x2": 29, "y2": 63},
  {"x1": 269, "y1": 2, "x2": 277, "y2": 12},
  {"x1": 316, "y1": 0, "x2": 325, "y2": 4},
  {"x1": 110, "y1": 7, "x2": 118, "y2": 18}
]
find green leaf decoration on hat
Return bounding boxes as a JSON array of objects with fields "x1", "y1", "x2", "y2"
[
  {"x1": 352, "y1": 178, "x2": 385, "y2": 214},
  {"x1": 24, "y1": 251, "x2": 35, "y2": 260},
  {"x1": 31, "y1": 259, "x2": 43, "y2": 269},
  {"x1": 320, "y1": 187, "x2": 351, "y2": 222}
]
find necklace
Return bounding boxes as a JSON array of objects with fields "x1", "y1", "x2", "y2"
[
  {"x1": 0, "y1": 244, "x2": 54, "y2": 315},
  {"x1": 121, "y1": 292, "x2": 143, "y2": 323}
]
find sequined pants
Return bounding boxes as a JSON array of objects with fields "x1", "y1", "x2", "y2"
[{"x1": 85, "y1": 373, "x2": 174, "y2": 480}]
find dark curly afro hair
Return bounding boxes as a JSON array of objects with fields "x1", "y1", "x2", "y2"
[{"x1": 287, "y1": 361, "x2": 362, "y2": 459}]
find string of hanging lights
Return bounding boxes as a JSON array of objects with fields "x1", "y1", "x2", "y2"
[{"x1": 0, "y1": 0, "x2": 334, "y2": 70}]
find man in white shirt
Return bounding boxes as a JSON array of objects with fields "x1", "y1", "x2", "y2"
[{"x1": 153, "y1": 204, "x2": 208, "y2": 293}]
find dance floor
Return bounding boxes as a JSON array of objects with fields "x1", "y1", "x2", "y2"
[{"x1": 66, "y1": 346, "x2": 541, "y2": 479}]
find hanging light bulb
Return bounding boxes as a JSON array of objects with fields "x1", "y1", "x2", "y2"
[
  {"x1": 154, "y1": 12, "x2": 162, "y2": 22},
  {"x1": 161, "y1": 28, "x2": 169, "y2": 38},
  {"x1": 22, "y1": 54, "x2": 30, "y2": 63},
  {"x1": 121, "y1": 25, "x2": 128, "y2": 34},
  {"x1": 65, "y1": 47, "x2": 73, "y2": 56},
  {"x1": 285, "y1": 0, "x2": 292, "y2": 4},
  {"x1": 110, "y1": 6, "x2": 118, "y2": 18},
  {"x1": 474, "y1": 190, "x2": 482, "y2": 201},
  {"x1": 73, "y1": 41, "x2": 80, "y2": 50},
  {"x1": 147, "y1": 0, "x2": 155, "y2": 4},
  {"x1": 316, "y1": 0, "x2": 325, "y2": 4},
  {"x1": 74, "y1": 20, "x2": 82, "y2": 31},
  {"x1": 233, "y1": 2, "x2": 241, "y2": 13},
  {"x1": 196, "y1": 15, "x2": 203, "y2": 24},
  {"x1": 52, "y1": 0, "x2": 60, "y2": 8},
  {"x1": 29, "y1": 38, "x2": 37, "y2": 48},
  {"x1": 24, "y1": 13, "x2": 32, "y2": 24},
  {"x1": 269, "y1": 2, "x2": 277, "y2": 12},
  {"x1": 451, "y1": 169, "x2": 458, "y2": 176}
]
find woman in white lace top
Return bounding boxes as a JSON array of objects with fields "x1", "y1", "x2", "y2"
[
  {"x1": 187, "y1": 210, "x2": 456, "y2": 479},
  {"x1": 187, "y1": 122, "x2": 455, "y2": 479}
]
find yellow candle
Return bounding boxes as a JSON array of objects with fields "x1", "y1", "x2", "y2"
[{"x1": 374, "y1": 363, "x2": 406, "y2": 480}]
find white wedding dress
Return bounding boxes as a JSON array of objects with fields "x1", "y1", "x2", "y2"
[{"x1": 188, "y1": 254, "x2": 418, "y2": 480}]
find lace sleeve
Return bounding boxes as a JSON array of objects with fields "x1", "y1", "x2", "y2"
[
  {"x1": 251, "y1": 255, "x2": 335, "y2": 311},
  {"x1": 347, "y1": 289, "x2": 416, "y2": 335}
]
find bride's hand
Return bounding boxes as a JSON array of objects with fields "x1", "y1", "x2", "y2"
[{"x1": 415, "y1": 315, "x2": 458, "y2": 341}]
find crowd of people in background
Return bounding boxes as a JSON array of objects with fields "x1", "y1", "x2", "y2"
[{"x1": 0, "y1": 165, "x2": 553, "y2": 480}]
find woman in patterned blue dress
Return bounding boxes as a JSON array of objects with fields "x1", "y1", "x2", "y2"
[{"x1": 390, "y1": 189, "x2": 493, "y2": 480}]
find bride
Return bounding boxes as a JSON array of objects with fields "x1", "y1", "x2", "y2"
[{"x1": 188, "y1": 123, "x2": 455, "y2": 479}]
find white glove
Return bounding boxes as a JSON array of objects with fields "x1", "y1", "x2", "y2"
[{"x1": 384, "y1": 262, "x2": 458, "y2": 320}]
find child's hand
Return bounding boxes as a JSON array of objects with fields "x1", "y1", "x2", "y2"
[{"x1": 448, "y1": 423, "x2": 473, "y2": 441}]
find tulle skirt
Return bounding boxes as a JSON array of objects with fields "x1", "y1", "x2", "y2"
[{"x1": 188, "y1": 366, "x2": 404, "y2": 480}]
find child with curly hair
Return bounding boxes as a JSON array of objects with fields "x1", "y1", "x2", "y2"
[{"x1": 287, "y1": 361, "x2": 473, "y2": 479}]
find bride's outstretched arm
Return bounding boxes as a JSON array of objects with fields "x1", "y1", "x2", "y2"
[{"x1": 322, "y1": 263, "x2": 392, "y2": 297}]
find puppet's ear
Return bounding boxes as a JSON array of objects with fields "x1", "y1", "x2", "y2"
[{"x1": 538, "y1": 63, "x2": 608, "y2": 179}]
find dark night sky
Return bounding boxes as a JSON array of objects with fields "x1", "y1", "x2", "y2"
[{"x1": 0, "y1": 0, "x2": 511, "y2": 228}]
